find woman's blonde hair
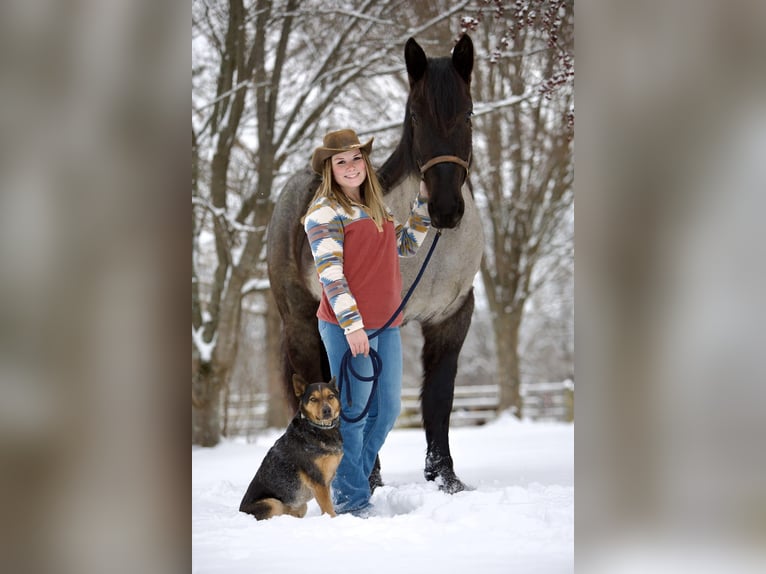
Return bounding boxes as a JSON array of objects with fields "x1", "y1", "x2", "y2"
[{"x1": 308, "y1": 151, "x2": 391, "y2": 231}]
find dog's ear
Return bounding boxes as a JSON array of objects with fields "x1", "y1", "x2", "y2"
[
  {"x1": 328, "y1": 376, "x2": 338, "y2": 393},
  {"x1": 292, "y1": 374, "x2": 307, "y2": 398}
]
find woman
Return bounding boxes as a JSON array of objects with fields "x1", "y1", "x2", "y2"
[{"x1": 303, "y1": 129, "x2": 430, "y2": 516}]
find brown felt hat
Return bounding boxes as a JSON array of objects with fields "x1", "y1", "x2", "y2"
[{"x1": 311, "y1": 129, "x2": 374, "y2": 174}]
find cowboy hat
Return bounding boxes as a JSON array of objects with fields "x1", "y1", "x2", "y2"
[{"x1": 311, "y1": 129, "x2": 374, "y2": 174}]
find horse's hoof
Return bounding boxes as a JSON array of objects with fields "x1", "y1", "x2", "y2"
[
  {"x1": 434, "y1": 471, "x2": 473, "y2": 494},
  {"x1": 368, "y1": 467, "x2": 384, "y2": 493},
  {"x1": 424, "y1": 456, "x2": 472, "y2": 494}
]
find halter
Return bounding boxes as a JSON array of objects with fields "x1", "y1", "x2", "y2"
[{"x1": 418, "y1": 152, "x2": 471, "y2": 175}]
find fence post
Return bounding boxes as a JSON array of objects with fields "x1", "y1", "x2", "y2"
[{"x1": 563, "y1": 380, "x2": 574, "y2": 422}]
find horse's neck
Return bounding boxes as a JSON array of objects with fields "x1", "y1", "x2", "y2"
[
  {"x1": 394, "y1": 174, "x2": 483, "y2": 326},
  {"x1": 378, "y1": 136, "x2": 421, "y2": 220},
  {"x1": 385, "y1": 176, "x2": 422, "y2": 222}
]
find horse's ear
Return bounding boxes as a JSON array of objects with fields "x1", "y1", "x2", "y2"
[
  {"x1": 405, "y1": 37, "x2": 427, "y2": 86},
  {"x1": 452, "y1": 34, "x2": 474, "y2": 84}
]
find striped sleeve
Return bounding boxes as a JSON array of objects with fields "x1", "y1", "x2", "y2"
[
  {"x1": 303, "y1": 200, "x2": 365, "y2": 334},
  {"x1": 394, "y1": 194, "x2": 431, "y2": 256}
]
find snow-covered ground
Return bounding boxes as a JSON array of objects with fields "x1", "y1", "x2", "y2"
[{"x1": 192, "y1": 414, "x2": 573, "y2": 574}]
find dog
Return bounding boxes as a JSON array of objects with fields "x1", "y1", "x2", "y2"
[{"x1": 239, "y1": 374, "x2": 343, "y2": 520}]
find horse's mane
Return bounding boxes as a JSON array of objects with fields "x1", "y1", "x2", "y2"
[{"x1": 377, "y1": 107, "x2": 416, "y2": 192}]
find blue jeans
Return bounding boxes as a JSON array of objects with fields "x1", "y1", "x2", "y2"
[{"x1": 318, "y1": 320, "x2": 402, "y2": 513}]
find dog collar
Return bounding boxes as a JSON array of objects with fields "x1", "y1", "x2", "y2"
[{"x1": 300, "y1": 413, "x2": 340, "y2": 430}]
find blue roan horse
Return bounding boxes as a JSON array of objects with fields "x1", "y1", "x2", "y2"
[{"x1": 267, "y1": 35, "x2": 483, "y2": 493}]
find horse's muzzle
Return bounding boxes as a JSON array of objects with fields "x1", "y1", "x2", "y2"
[{"x1": 430, "y1": 203, "x2": 464, "y2": 230}]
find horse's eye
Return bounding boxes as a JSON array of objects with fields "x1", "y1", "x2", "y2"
[
  {"x1": 466, "y1": 110, "x2": 473, "y2": 122},
  {"x1": 411, "y1": 113, "x2": 418, "y2": 125}
]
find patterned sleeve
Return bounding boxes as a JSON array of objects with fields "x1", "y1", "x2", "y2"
[
  {"x1": 303, "y1": 200, "x2": 365, "y2": 334},
  {"x1": 394, "y1": 194, "x2": 431, "y2": 256}
]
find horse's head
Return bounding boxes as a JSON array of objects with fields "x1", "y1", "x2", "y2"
[{"x1": 405, "y1": 35, "x2": 474, "y2": 230}]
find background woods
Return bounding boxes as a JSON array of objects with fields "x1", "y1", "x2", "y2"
[
  {"x1": 467, "y1": 1, "x2": 574, "y2": 415},
  {"x1": 192, "y1": 0, "x2": 574, "y2": 445}
]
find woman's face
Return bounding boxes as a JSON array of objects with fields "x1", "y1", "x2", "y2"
[{"x1": 330, "y1": 149, "x2": 367, "y2": 197}]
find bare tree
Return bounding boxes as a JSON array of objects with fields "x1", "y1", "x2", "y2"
[
  {"x1": 521, "y1": 252, "x2": 574, "y2": 384},
  {"x1": 463, "y1": 0, "x2": 574, "y2": 415},
  {"x1": 193, "y1": 0, "x2": 267, "y2": 445}
]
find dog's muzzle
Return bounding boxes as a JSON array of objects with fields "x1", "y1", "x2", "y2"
[{"x1": 301, "y1": 413, "x2": 340, "y2": 429}]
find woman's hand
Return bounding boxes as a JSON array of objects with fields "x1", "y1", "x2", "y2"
[
  {"x1": 419, "y1": 180, "x2": 429, "y2": 200},
  {"x1": 346, "y1": 328, "x2": 370, "y2": 357}
]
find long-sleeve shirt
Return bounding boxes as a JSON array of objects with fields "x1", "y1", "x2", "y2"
[{"x1": 304, "y1": 195, "x2": 431, "y2": 334}]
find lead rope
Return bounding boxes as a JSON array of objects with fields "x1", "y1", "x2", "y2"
[{"x1": 337, "y1": 229, "x2": 442, "y2": 423}]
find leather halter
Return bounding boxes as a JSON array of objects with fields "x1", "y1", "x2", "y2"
[{"x1": 418, "y1": 152, "x2": 471, "y2": 175}]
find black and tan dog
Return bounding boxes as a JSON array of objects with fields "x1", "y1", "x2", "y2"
[{"x1": 239, "y1": 374, "x2": 343, "y2": 520}]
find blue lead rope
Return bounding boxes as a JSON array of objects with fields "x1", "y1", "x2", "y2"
[{"x1": 338, "y1": 229, "x2": 442, "y2": 423}]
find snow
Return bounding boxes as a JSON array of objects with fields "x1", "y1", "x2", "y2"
[
  {"x1": 192, "y1": 414, "x2": 573, "y2": 573},
  {"x1": 192, "y1": 326, "x2": 216, "y2": 362}
]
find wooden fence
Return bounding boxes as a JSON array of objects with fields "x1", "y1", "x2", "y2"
[
  {"x1": 224, "y1": 379, "x2": 573, "y2": 437},
  {"x1": 396, "y1": 379, "x2": 573, "y2": 428},
  {"x1": 396, "y1": 384, "x2": 499, "y2": 428},
  {"x1": 521, "y1": 380, "x2": 574, "y2": 423}
]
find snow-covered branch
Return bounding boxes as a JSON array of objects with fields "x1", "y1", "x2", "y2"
[
  {"x1": 241, "y1": 277, "x2": 271, "y2": 296},
  {"x1": 473, "y1": 93, "x2": 537, "y2": 117},
  {"x1": 192, "y1": 196, "x2": 265, "y2": 234},
  {"x1": 193, "y1": 79, "x2": 253, "y2": 114},
  {"x1": 192, "y1": 326, "x2": 216, "y2": 363}
]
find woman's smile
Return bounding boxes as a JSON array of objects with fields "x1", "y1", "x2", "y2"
[{"x1": 331, "y1": 149, "x2": 367, "y2": 197}]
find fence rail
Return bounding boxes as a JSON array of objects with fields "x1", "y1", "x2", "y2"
[
  {"x1": 225, "y1": 379, "x2": 573, "y2": 436},
  {"x1": 397, "y1": 384, "x2": 500, "y2": 428}
]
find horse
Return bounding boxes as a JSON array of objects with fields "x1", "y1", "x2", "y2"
[{"x1": 267, "y1": 35, "x2": 483, "y2": 493}]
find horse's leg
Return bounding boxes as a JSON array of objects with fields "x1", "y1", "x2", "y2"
[
  {"x1": 420, "y1": 289, "x2": 475, "y2": 493},
  {"x1": 368, "y1": 455, "x2": 383, "y2": 493},
  {"x1": 277, "y1": 287, "x2": 329, "y2": 412},
  {"x1": 281, "y1": 321, "x2": 328, "y2": 412}
]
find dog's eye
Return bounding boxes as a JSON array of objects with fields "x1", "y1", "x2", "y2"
[
  {"x1": 327, "y1": 393, "x2": 337, "y2": 401},
  {"x1": 308, "y1": 397, "x2": 318, "y2": 403}
]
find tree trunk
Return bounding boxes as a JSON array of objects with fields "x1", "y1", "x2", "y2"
[
  {"x1": 192, "y1": 365, "x2": 222, "y2": 446},
  {"x1": 495, "y1": 309, "x2": 523, "y2": 418}
]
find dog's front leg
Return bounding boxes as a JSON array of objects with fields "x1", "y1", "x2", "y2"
[{"x1": 313, "y1": 483, "x2": 336, "y2": 517}]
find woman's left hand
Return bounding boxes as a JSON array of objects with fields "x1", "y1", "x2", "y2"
[
  {"x1": 346, "y1": 328, "x2": 370, "y2": 358},
  {"x1": 419, "y1": 180, "x2": 429, "y2": 200}
]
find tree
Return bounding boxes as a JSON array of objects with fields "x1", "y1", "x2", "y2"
[
  {"x1": 463, "y1": 0, "x2": 574, "y2": 415},
  {"x1": 193, "y1": 0, "x2": 266, "y2": 445}
]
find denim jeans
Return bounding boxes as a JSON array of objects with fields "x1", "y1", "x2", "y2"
[{"x1": 318, "y1": 320, "x2": 402, "y2": 513}]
